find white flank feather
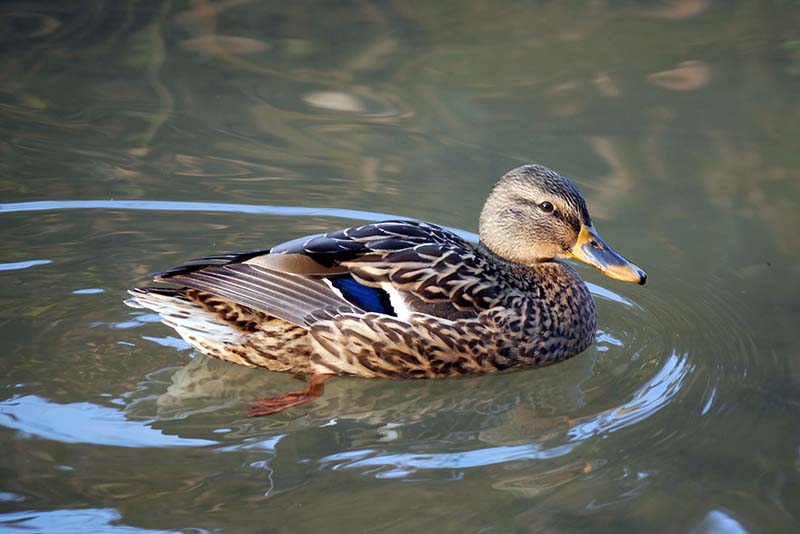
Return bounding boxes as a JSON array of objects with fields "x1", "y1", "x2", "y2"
[{"x1": 126, "y1": 290, "x2": 246, "y2": 347}]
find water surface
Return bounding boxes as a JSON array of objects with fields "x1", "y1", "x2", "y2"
[{"x1": 1, "y1": 1, "x2": 799, "y2": 533}]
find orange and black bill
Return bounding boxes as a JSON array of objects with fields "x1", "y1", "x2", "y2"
[{"x1": 568, "y1": 225, "x2": 647, "y2": 285}]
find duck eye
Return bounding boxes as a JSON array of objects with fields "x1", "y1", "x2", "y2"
[{"x1": 539, "y1": 201, "x2": 554, "y2": 213}]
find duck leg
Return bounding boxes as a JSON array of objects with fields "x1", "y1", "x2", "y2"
[{"x1": 248, "y1": 373, "x2": 335, "y2": 417}]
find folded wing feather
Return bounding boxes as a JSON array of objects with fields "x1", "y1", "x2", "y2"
[{"x1": 159, "y1": 263, "x2": 362, "y2": 326}]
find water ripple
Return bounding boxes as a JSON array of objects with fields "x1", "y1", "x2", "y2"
[
  {"x1": 0, "y1": 395, "x2": 214, "y2": 448},
  {"x1": 0, "y1": 508, "x2": 184, "y2": 534},
  {"x1": 0, "y1": 259, "x2": 52, "y2": 271},
  {"x1": 568, "y1": 351, "x2": 690, "y2": 440},
  {"x1": 0, "y1": 199, "x2": 479, "y2": 242},
  {"x1": 321, "y1": 443, "x2": 577, "y2": 479}
]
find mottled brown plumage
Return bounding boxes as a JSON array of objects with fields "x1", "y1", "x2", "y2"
[{"x1": 126, "y1": 164, "x2": 646, "y2": 415}]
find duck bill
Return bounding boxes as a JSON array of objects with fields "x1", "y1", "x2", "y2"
[{"x1": 568, "y1": 225, "x2": 647, "y2": 285}]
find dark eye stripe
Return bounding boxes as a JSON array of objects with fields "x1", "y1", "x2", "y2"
[
  {"x1": 511, "y1": 196, "x2": 538, "y2": 207},
  {"x1": 509, "y1": 196, "x2": 582, "y2": 230}
]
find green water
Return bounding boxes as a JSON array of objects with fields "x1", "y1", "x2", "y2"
[{"x1": 1, "y1": 1, "x2": 799, "y2": 532}]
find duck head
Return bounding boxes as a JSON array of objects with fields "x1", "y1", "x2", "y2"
[{"x1": 479, "y1": 164, "x2": 646, "y2": 285}]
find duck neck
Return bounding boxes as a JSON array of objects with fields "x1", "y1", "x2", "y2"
[{"x1": 476, "y1": 241, "x2": 557, "y2": 273}]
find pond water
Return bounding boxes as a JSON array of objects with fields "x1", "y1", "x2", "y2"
[{"x1": 1, "y1": 1, "x2": 799, "y2": 533}]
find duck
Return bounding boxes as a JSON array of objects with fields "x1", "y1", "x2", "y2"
[{"x1": 126, "y1": 164, "x2": 646, "y2": 416}]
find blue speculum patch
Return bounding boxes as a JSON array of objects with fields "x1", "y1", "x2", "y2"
[{"x1": 330, "y1": 276, "x2": 395, "y2": 315}]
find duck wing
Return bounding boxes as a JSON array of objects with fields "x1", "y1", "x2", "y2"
[
  {"x1": 154, "y1": 260, "x2": 360, "y2": 327},
  {"x1": 150, "y1": 220, "x2": 503, "y2": 327},
  {"x1": 269, "y1": 220, "x2": 471, "y2": 260},
  {"x1": 273, "y1": 220, "x2": 506, "y2": 312}
]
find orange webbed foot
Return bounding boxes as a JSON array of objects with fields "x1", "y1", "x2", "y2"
[{"x1": 248, "y1": 373, "x2": 334, "y2": 417}]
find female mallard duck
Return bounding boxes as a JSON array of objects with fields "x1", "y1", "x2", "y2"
[{"x1": 127, "y1": 164, "x2": 645, "y2": 416}]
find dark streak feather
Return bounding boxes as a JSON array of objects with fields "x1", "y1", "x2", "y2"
[{"x1": 164, "y1": 264, "x2": 362, "y2": 326}]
